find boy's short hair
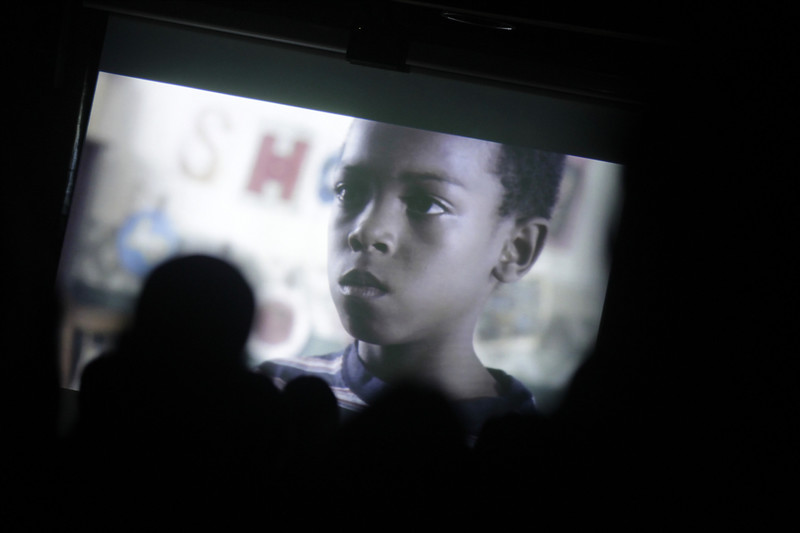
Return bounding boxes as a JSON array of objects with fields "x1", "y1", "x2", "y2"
[{"x1": 495, "y1": 145, "x2": 566, "y2": 221}]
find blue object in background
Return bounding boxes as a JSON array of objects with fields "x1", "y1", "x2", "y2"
[
  {"x1": 117, "y1": 210, "x2": 180, "y2": 277},
  {"x1": 317, "y1": 152, "x2": 340, "y2": 204}
]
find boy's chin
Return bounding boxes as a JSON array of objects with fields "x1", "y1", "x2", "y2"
[
  {"x1": 342, "y1": 316, "x2": 400, "y2": 347},
  {"x1": 344, "y1": 324, "x2": 388, "y2": 346}
]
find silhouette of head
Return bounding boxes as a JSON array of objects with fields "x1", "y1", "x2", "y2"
[
  {"x1": 282, "y1": 376, "x2": 339, "y2": 426},
  {"x1": 132, "y1": 254, "x2": 256, "y2": 369}
]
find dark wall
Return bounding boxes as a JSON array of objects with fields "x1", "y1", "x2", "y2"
[
  {"x1": 3, "y1": 2, "x2": 104, "y2": 520},
  {"x1": 566, "y1": 7, "x2": 799, "y2": 511}
]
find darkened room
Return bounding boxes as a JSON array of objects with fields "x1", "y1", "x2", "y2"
[{"x1": 3, "y1": 1, "x2": 796, "y2": 525}]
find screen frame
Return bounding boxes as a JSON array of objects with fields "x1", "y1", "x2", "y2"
[
  {"x1": 92, "y1": 13, "x2": 642, "y2": 164},
  {"x1": 53, "y1": 2, "x2": 644, "y2": 431}
]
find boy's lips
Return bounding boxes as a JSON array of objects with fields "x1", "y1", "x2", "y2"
[{"x1": 338, "y1": 269, "x2": 389, "y2": 297}]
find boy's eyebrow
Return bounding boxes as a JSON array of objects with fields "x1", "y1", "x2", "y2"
[
  {"x1": 399, "y1": 171, "x2": 466, "y2": 188},
  {"x1": 335, "y1": 165, "x2": 371, "y2": 181},
  {"x1": 337, "y1": 165, "x2": 466, "y2": 188}
]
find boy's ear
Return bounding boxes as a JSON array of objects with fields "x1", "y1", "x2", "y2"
[{"x1": 493, "y1": 218, "x2": 549, "y2": 283}]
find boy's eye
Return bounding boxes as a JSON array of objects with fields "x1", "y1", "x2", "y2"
[
  {"x1": 333, "y1": 181, "x2": 369, "y2": 209},
  {"x1": 333, "y1": 182, "x2": 347, "y2": 201},
  {"x1": 405, "y1": 193, "x2": 447, "y2": 216}
]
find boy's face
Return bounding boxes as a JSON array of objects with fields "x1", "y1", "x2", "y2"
[{"x1": 328, "y1": 121, "x2": 517, "y2": 346}]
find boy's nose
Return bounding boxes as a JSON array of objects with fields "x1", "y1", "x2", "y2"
[{"x1": 347, "y1": 201, "x2": 397, "y2": 255}]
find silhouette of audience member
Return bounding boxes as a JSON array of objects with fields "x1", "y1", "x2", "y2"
[
  {"x1": 471, "y1": 411, "x2": 555, "y2": 507},
  {"x1": 281, "y1": 376, "x2": 339, "y2": 462},
  {"x1": 277, "y1": 376, "x2": 340, "y2": 495},
  {"x1": 74, "y1": 254, "x2": 282, "y2": 516},
  {"x1": 332, "y1": 381, "x2": 471, "y2": 515}
]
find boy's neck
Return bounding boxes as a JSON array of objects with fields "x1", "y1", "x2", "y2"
[{"x1": 356, "y1": 338, "x2": 499, "y2": 400}]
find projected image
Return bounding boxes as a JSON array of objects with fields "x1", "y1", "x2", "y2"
[{"x1": 57, "y1": 72, "x2": 622, "y2": 415}]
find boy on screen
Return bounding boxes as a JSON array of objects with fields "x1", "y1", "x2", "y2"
[{"x1": 259, "y1": 119, "x2": 564, "y2": 437}]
